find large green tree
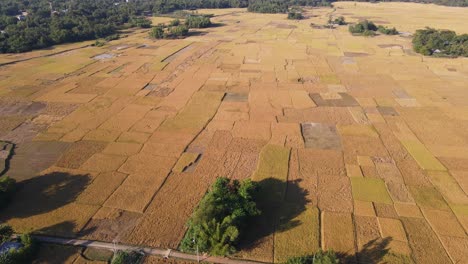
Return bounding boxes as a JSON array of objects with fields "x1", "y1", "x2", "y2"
[{"x1": 180, "y1": 177, "x2": 260, "y2": 256}]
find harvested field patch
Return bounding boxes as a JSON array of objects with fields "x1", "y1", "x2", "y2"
[
  {"x1": 374, "y1": 203, "x2": 399, "y2": 218},
  {"x1": 354, "y1": 200, "x2": 376, "y2": 217},
  {"x1": 117, "y1": 131, "x2": 151, "y2": 144},
  {"x1": 309, "y1": 93, "x2": 359, "y2": 107},
  {"x1": 301, "y1": 122, "x2": 342, "y2": 150},
  {"x1": 82, "y1": 207, "x2": 142, "y2": 242},
  {"x1": 322, "y1": 211, "x2": 355, "y2": 256},
  {"x1": 77, "y1": 171, "x2": 127, "y2": 205},
  {"x1": 298, "y1": 148, "x2": 345, "y2": 177},
  {"x1": 56, "y1": 140, "x2": 107, "y2": 169},
  {"x1": 102, "y1": 142, "x2": 142, "y2": 156},
  {"x1": 422, "y1": 209, "x2": 466, "y2": 237},
  {"x1": 318, "y1": 175, "x2": 353, "y2": 212},
  {"x1": 80, "y1": 153, "x2": 127, "y2": 172},
  {"x1": 379, "y1": 217, "x2": 407, "y2": 242},
  {"x1": 401, "y1": 217, "x2": 452, "y2": 264},
  {"x1": 274, "y1": 206, "x2": 320, "y2": 263},
  {"x1": 232, "y1": 121, "x2": 271, "y2": 141}
]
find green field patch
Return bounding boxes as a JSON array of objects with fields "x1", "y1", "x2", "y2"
[
  {"x1": 400, "y1": 140, "x2": 446, "y2": 171},
  {"x1": 408, "y1": 186, "x2": 450, "y2": 211},
  {"x1": 350, "y1": 177, "x2": 393, "y2": 204}
]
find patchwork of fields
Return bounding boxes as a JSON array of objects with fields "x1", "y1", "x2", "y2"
[{"x1": 1, "y1": 2, "x2": 468, "y2": 263}]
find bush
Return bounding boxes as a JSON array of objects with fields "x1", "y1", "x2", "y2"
[
  {"x1": 104, "y1": 34, "x2": 120, "y2": 42},
  {"x1": 180, "y1": 178, "x2": 260, "y2": 256},
  {"x1": 413, "y1": 27, "x2": 468, "y2": 57},
  {"x1": 111, "y1": 250, "x2": 144, "y2": 264},
  {"x1": 0, "y1": 225, "x2": 13, "y2": 244},
  {"x1": 285, "y1": 250, "x2": 339, "y2": 264},
  {"x1": 149, "y1": 24, "x2": 165, "y2": 39},
  {"x1": 0, "y1": 177, "x2": 15, "y2": 210},
  {"x1": 378, "y1": 25, "x2": 398, "y2": 35},
  {"x1": 169, "y1": 19, "x2": 180, "y2": 27},
  {"x1": 185, "y1": 15, "x2": 212, "y2": 29},
  {"x1": 130, "y1": 17, "x2": 152, "y2": 28},
  {"x1": 329, "y1": 16, "x2": 346, "y2": 25},
  {"x1": 288, "y1": 11, "x2": 304, "y2": 20}
]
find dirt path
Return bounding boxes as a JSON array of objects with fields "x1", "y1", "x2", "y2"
[{"x1": 32, "y1": 235, "x2": 265, "y2": 264}]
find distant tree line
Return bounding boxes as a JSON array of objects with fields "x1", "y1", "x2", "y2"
[
  {"x1": 413, "y1": 28, "x2": 468, "y2": 56},
  {"x1": 1, "y1": 0, "x2": 467, "y2": 53}
]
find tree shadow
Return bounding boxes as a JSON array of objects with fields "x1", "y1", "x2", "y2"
[
  {"x1": 35, "y1": 221, "x2": 96, "y2": 238},
  {"x1": 209, "y1": 22, "x2": 226, "y2": 28},
  {"x1": 0, "y1": 171, "x2": 92, "y2": 220},
  {"x1": 337, "y1": 237, "x2": 392, "y2": 264},
  {"x1": 187, "y1": 31, "x2": 208, "y2": 37},
  {"x1": 238, "y1": 178, "x2": 309, "y2": 250}
]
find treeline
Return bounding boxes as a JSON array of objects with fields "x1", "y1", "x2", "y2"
[
  {"x1": 248, "y1": 0, "x2": 331, "y2": 13},
  {"x1": 413, "y1": 28, "x2": 468, "y2": 56},
  {"x1": 351, "y1": 0, "x2": 468, "y2": 7},
  {"x1": 0, "y1": 0, "x2": 152, "y2": 53}
]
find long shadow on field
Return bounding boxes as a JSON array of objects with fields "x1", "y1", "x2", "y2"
[
  {"x1": 239, "y1": 178, "x2": 309, "y2": 250},
  {"x1": 338, "y1": 237, "x2": 393, "y2": 264},
  {"x1": 36, "y1": 221, "x2": 97, "y2": 238},
  {"x1": 0, "y1": 171, "x2": 91, "y2": 220}
]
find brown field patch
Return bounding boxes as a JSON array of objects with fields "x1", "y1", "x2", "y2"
[
  {"x1": 401, "y1": 217, "x2": 452, "y2": 264},
  {"x1": 56, "y1": 140, "x2": 107, "y2": 169}
]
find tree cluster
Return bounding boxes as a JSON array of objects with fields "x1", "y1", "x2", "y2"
[
  {"x1": 180, "y1": 177, "x2": 260, "y2": 256},
  {"x1": 287, "y1": 9, "x2": 304, "y2": 20},
  {"x1": 349, "y1": 20, "x2": 398, "y2": 36},
  {"x1": 377, "y1": 25, "x2": 398, "y2": 35},
  {"x1": 0, "y1": 0, "x2": 156, "y2": 53},
  {"x1": 0, "y1": 225, "x2": 37, "y2": 264},
  {"x1": 412, "y1": 27, "x2": 468, "y2": 57},
  {"x1": 149, "y1": 22, "x2": 189, "y2": 39},
  {"x1": 185, "y1": 15, "x2": 212, "y2": 28}
]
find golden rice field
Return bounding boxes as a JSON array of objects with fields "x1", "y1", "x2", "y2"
[{"x1": 1, "y1": 2, "x2": 468, "y2": 263}]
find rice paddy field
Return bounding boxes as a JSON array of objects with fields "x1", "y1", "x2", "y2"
[{"x1": 1, "y1": 2, "x2": 468, "y2": 263}]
